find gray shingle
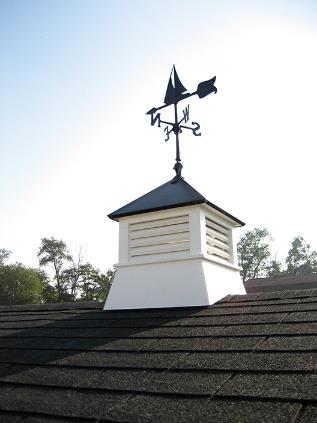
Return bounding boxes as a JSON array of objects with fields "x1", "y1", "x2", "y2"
[
  {"x1": 257, "y1": 335, "x2": 317, "y2": 351},
  {"x1": 215, "y1": 299, "x2": 299, "y2": 307},
  {"x1": 281, "y1": 289, "x2": 315, "y2": 298},
  {"x1": 258, "y1": 291, "x2": 301, "y2": 300},
  {"x1": 107, "y1": 394, "x2": 301, "y2": 423},
  {"x1": 228, "y1": 293, "x2": 261, "y2": 302},
  {"x1": 0, "y1": 349, "x2": 189, "y2": 369},
  {"x1": 299, "y1": 296, "x2": 317, "y2": 303},
  {"x1": 0, "y1": 365, "x2": 103, "y2": 389},
  {"x1": 297, "y1": 405, "x2": 317, "y2": 422},
  {"x1": 88, "y1": 369, "x2": 232, "y2": 395},
  {"x1": 0, "y1": 412, "x2": 23, "y2": 423},
  {"x1": 174, "y1": 351, "x2": 317, "y2": 371},
  {"x1": 195, "y1": 306, "x2": 253, "y2": 315},
  {"x1": 0, "y1": 365, "x2": 232, "y2": 396},
  {"x1": 0, "y1": 384, "x2": 132, "y2": 420},
  {"x1": 0, "y1": 337, "x2": 158, "y2": 351},
  {"x1": 216, "y1": 372, "x2": 317, "y2": 401},
  {"x1": 141, "y1": 336, "x2": 265, "y2": 352},
  {"x1": 0, "y1": 317, "x2": 192, "y2": 329},
  {"x1": 284, "y1": 311, "x2": 317, "y2": 322},
  {"x1": 173, "y1": 313, "x2": 287, "y2": 326},
  {"x1": 0, "y1": 302, "x2": 102, "y2": 313},
  {"x1": 221, "y1": 322, "x2": 317, "y2": 336},
  {"x1": 23, "y1": 417, "x2": 90, "y2": 423},
  {"x1": 0, "y1": 327, "x2": 136, "y2": 338}
]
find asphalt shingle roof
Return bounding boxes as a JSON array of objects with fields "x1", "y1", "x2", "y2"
[
  {"x1": 1, "y1": 289, "x2": 317, "y2": 422},
  {"x1": 245, "y1": 274, "x2": 317, "y2": 293}
]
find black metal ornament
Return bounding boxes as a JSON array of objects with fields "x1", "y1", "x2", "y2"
[{"x1": 146, "y1": 65, "x2": 217, "y2": 183}]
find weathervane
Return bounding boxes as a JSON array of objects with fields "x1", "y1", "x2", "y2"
[{"x1": 146, "y1": 65, "x2": 217, "y2": 183}]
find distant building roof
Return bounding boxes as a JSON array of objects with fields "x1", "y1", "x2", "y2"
[
  {"x1": 108, "y1": 177, "x2": 245, "y2": 226},
  {"x1": 1, "y1": 288, "x2": 317, "y2": 421},
  {"x1": 245, "y1": 273, "x2": 317, "y2": 293}
]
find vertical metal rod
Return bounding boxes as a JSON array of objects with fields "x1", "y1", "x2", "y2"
[{"x1": 174, "y1": 103, "x2": 181, "y2": 163}]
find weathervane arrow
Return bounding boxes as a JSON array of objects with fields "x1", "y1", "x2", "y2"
[{"x1": 146, "y1": 66, "x2": 217, "y2": 183}]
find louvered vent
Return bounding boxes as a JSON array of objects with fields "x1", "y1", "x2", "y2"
[
  {"x1": 205, "y1": 217, "x2": 232, "y2": 262},
  {"x1": 129, "y1": 214, "x2": 190, "y2": 262}
]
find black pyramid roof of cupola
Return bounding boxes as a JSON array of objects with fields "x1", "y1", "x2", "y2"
[{"x1": 108, "y1": 177, "x2": 245, "y2": 226}]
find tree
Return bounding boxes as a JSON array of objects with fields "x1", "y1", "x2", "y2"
[
  {"x1": 266, "y1": 259, "x2": 283, "y2": 277},
  {"x1": 38, "y1": 237, "x2": 72, "y2": 302},
  {"x1": 237, "y1": 228, "x2": 272, "y2": 282},
  {"x1": 285, "y1": 236, "x2": 317, "y2": 275},
  {"x1": 61, "y1": 252, "x2": 82, "y2": 301},
  {"x1": 0, "y1": 248, "x2": 11, "y2": 265},
  {"x1": 0, "y1": 264, "x2": 44, "y2": 305},
  {"x1": 60, "y1": 246, "x2": 114, "y2": 302},
  {"x1": 78, "y1": 263, "x2": 101, "y2": 301},
  {"x1": 37, "y1": 238, "x2": 115, "y2": 302},
  {"x1": 37, "y1": 269, "x2": 58, "y2": 303},
  {"x1": 95, "y1": 268, "x2": 115, "y2": 301},
  {"x1": 79, "y1": 266, "x2": 115, "y2": 302}
]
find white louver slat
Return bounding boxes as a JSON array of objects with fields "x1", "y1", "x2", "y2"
[
  {"x1": 205, "y1": 217, "x2": 232, "y2": 262},
  {"x1": 129, "y1": 214, "x2": 190, "y2": 261}
]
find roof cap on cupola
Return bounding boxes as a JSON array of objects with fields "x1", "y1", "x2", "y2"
[
  {"x1": 104, "y1": 66, "x2": 246, "y2": 311},
  {"x1": 108, "y1": 177, "x2": 244, "y2": 226}
]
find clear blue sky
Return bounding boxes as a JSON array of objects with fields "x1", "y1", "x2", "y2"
[{"x1": 1, "y1": 0, "x2": 317, "y2": 271}]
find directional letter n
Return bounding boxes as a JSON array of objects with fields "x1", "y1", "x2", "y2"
[{"x1": 150, "y1": 112, "x2": 161, "y2": 127}]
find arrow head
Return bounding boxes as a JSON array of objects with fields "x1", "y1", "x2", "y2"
[
  {"x1": 146, "y1": 107, "x2": 157, "y2": 115},
  {"x1": 196, "y1": 76, "x2": 217, "y2": 99}
]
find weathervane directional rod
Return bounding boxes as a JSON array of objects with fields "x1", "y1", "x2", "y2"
[
  {"x1": 174, "y1": 103, "x2": 180, "y2": 162},
  {"x1": 146, "y1": 65, "x2": 217, "y2": 183}
]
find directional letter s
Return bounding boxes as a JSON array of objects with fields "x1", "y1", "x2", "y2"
[{"x1": 192, "y1": 122, "x2": 201, "y2": 136}]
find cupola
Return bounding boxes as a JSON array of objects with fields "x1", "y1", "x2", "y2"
[
  {"x1": 104, "y1": 177, "x2": 245, "y2": 310},
  {"x1": 104, "y1": 66, "x2": 246, "y2": 310}
]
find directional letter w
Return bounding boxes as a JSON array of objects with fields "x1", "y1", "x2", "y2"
[{"x1": 183, "y1": 105, "x2": 190, "y2": 123}]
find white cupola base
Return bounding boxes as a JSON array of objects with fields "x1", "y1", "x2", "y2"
[
  {"x1": 104, "y1": 178, "x2": 246, "y2": 310},
  {"x1": 104, "y1": 254, "x2": 243, "y2": 310}
]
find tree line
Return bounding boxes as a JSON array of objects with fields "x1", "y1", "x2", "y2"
[
  {"x1": 1, "y1": 229, "x2": 316, "y2": 305},
  {"x1": 0, "y1": 238, "x2": 115, "y2": 305},
  {"x1": 238, "y1": 228, "x2": 317, "y2": 282}
]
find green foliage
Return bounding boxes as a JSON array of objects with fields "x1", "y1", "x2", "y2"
[
  {"x1": 83, "y1": 269, "x2": 116, "y2": 302},
  {"x1": 286, "y1": 236, "x2": 317, "y2": 275},
  {"x1": 42, "y1": 283, "x2": 59, "y2": 303},
  {"x1": 238, "y1": 230, "x2": 317, "y2": 281},
  {"x1": 38, "y1": 237, "x2": 72, "y2": 302},
  {"x1": 237, "y1": 228, "x2": 272, "y2": 282},
  {"x1": 37, "y1": 237, "x2": 115, "y2": 303},
  {"x1": 63, "y1": 263, "x2": 115, "y2": 302},
  {"x1": 0, "y1": 239, "x2": 115, "y2": 305},
  {"x1": 38, "y1": 238, "x2": 72, "y2": 268},
  {"x1": 266, "y1": 259, "x2": 283, "y2": 277},
  {"x1": 0, "y1": 264, "x2": 44, "y2": 305},
  {"x1": 0, "y1": 248, "x2": 11, "y2": 266}
]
